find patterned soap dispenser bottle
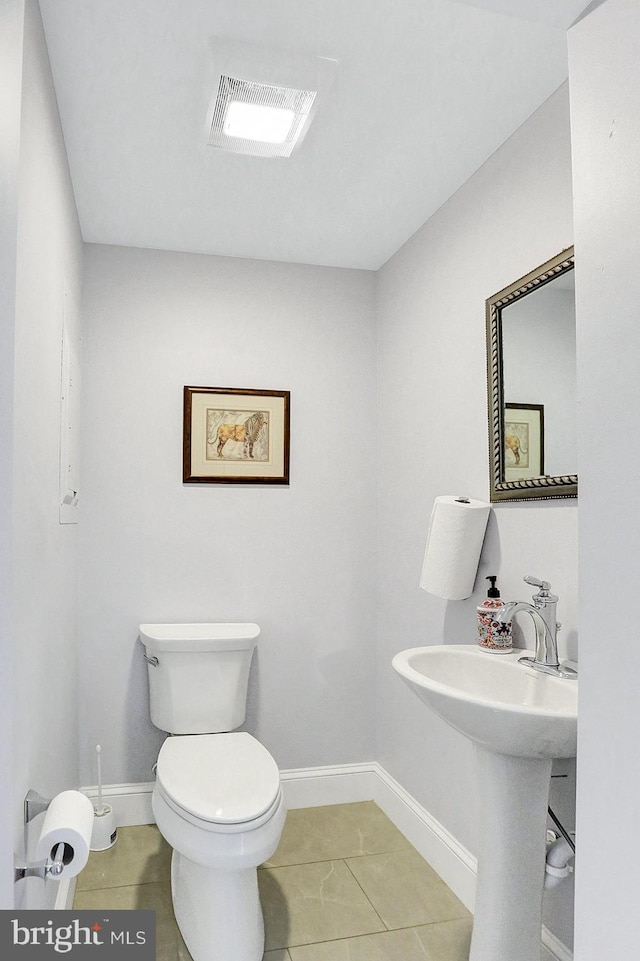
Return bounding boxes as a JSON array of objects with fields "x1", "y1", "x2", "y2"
[{"x1": 477, "y1": 576, "x2": 513, "y2": 654}]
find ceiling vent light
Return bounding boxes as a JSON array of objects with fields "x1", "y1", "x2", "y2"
[
  {"x1": 206, "y1": 40, "x2": 337, "y2": 160},
  {"x1": 209, "y1": 75, "x2": 317, "y2": 157}
]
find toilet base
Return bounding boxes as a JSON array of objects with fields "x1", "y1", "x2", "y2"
[{"x1": 171, "y1": 849, "x2": 265, "y2": 961}]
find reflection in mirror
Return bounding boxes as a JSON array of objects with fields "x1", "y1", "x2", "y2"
[{"x1": 486, "y1": 248, "x2": 577, "y2": 502}]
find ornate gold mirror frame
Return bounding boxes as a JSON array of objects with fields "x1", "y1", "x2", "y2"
[{"x1": 486, "y1": 247, "x2": 577, "y2": 503}]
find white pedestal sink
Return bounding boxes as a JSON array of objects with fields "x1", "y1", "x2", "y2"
[{"x1": 392, "y1": 645, "x2": 577, "y2": 961}]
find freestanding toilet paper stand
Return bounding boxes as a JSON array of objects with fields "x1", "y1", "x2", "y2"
[{"x1": 14, "y1": 790, "x2": 66, "y2": 883}]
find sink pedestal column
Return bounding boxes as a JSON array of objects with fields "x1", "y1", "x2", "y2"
[{"x1": 470, "y1": 746, "x2": 552, "y2": 961}]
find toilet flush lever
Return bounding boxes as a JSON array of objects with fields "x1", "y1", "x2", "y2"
[{"x1": 143, "y1": 653, "x2": 159, "y2": 667}]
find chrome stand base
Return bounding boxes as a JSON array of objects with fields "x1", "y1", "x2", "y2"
[{"x1": 518, "y1": 656, "x2": 578, "y2": 679}]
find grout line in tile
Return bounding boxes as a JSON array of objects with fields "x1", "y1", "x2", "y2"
[
  {"x1": 341, "y1": 857, "x2": 390, "y2": 932},
  {"x1": 283, "y1": 917, "x2": 472, "y2": 954},
  {"x1": 76, "y1": 877, "x2": 169, "y2": 897},
  {"x1": 260, "y1": 853, "x2": 372, "y2": 876},
  {"x1": 282, "y1": 920, "x2": 432, "y2": 950},
  {"x1": 377, "y1": 918, "x2": 471, "y2": 933},
  {"x1": 259, "y1": 846, "x2": 407, "y2": 871}
]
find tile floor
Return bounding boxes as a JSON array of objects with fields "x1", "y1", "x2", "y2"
[{"x1": 74, "y1": 801, "x2": 472, "y2": 960}]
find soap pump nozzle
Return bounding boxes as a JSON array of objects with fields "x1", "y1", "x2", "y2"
[{"x1": 486, "y1": 575, "x2": 500, "y2": 598}]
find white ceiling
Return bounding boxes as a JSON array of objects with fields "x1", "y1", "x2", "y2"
[{"x1": 37, "y1": 0, "x2": 590, "y2": 270}]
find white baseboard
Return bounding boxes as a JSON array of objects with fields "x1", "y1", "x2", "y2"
[
  {"x1": 82, "y1": 763, "x2": 571, "y2": 960},
  {"x1": 369, "y1": 763, "x2": 479, "y2": 912},
  {"x1": 279, "y1": 762, "x2": 379, "y2": 809}
]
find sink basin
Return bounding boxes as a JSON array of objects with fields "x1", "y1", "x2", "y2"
[
  {"x1": 392, "y1": 644, "x2": 577, "y2": 758},
  {"x1": 392, "y1": 644, "x2": 578, "y2": 961}
]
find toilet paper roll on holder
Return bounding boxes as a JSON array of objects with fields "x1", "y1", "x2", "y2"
[{"x1": 14, "y1": 790, "x2": 69, "y2": 883}]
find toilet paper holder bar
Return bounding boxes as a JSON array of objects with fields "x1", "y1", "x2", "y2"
[
  {"x1": 14, "y1": 842, "x2": 67, "y2": 883},
  {"x1": 15, "y1": 790, "x2": 71, "y2": 884}
]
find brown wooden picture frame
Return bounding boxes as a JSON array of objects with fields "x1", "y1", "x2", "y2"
[
  {"x1": 504, "y1": 403, "x2": 545, "y2": 481},
  {"x1": 183, "y1": 386, "x2": 290, "y2": 485}
]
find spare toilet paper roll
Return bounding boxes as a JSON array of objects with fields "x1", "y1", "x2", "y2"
[
  {"x1": 35, "y1": 790, "x2": 94, "y2": 879},
  {"x1": 419, "y1": 495, "x2": 490, "y2": 600}
]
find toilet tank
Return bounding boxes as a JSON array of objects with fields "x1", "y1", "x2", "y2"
[{"x1": 139, "y1": 623, "x2": 259, "y2": 734}]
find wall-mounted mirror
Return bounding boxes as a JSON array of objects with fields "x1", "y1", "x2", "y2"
[{"x1": 486, "y1": 247, "x2": 577, "y2": 503}]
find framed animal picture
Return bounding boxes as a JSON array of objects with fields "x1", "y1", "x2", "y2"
[
  {"x1": 504, "y1": 403, "x2": 544, "y2": 482},
  {"x1": 183, "y1": 386, "x2": 290, "y2": 484}
]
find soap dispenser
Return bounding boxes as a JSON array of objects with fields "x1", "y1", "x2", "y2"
[{"x1": 477, "y1": 576, "x2": 513, "y2": 654}]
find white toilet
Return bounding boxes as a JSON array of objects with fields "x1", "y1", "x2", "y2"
[{"x1": 139, "y1": 622, "x2": 286, "y2": 961}]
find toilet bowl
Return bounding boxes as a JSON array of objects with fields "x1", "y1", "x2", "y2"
[
  {"x1": 153, "y1": 733, "x2": 286, "y2": 961},
  {"x1": 139, "y1": 623, "x2": 286, "y2": 961}
]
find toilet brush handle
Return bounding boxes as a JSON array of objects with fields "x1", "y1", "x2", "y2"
[{"x1": 96, "y1": 745, "x2": 104, "y2": 813}]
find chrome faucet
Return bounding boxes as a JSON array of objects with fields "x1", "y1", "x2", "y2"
[{"x1": 495, "y1": 575, "x2": 577, "y2": 679}]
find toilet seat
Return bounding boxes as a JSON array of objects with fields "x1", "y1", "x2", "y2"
[{"x1": 155, "y1": 732, "x2": 281, "y2": 832}]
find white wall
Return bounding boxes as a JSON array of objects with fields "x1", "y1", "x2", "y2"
[
  {"x1": 375, "y1": 84, "x2": 577, "y2": 947},
  {"x1": 0, "y1": 0, "x2": 25, "y2": 910},
  {"x1": 569, "y1": 2, "x2": 640, "y2": 957},
  {"x1": 10, "y1": 0, "x2": 84, "y2": 907},
  {"x1": 78, "y1": 245, "x2": 377, "y2": 786}
]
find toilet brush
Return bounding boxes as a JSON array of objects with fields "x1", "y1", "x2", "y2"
[{"x1": 90, "y1": 744, "x2": 118, "y2": 851}]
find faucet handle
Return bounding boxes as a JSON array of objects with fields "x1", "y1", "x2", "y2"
[
  {"x1": 524, "y1": 575, "x2": 558, "y2": 604},
  {"x1": 523, "y1": 574, "x2": 551, "y2": 592}
]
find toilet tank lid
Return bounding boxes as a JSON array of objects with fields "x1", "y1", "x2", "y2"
[{"x1": 139, "y1": 622, "x2": 260, "y2": 652}]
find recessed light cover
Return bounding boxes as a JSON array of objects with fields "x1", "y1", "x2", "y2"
[
  {"x1": 223, "y1": 101, "x2": 296, "y2": 144},
  {"x1": 209, "y1": 75, "x2": 317, "y2": 158}
]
